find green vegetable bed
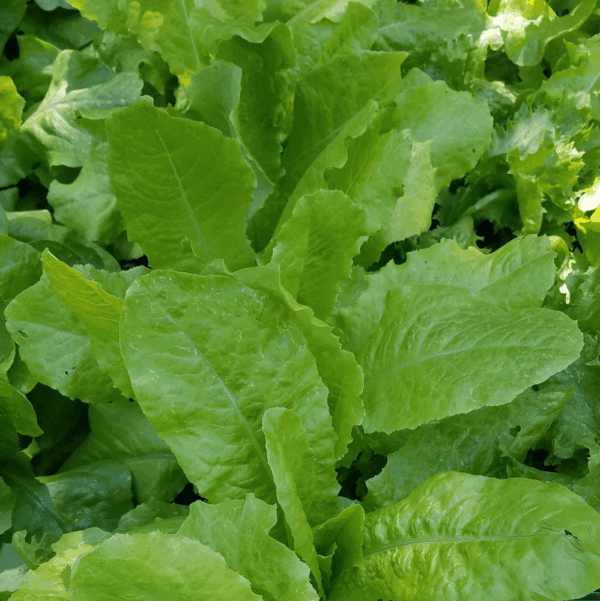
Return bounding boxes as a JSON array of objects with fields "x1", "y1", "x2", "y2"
[{"x1": 2, "y1": 0, "x2": 600, "y2": 599}]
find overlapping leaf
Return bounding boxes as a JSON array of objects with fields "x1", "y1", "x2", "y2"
[
  {"x1": 179, "y1": 494, "x2": 319, "y2": 601},
  {"x1": 329, "y1": 471, "x2": 600, "y2": 601},
  {"x1": 120, "y1": 270, "x2": 336, "y2": 504},
  {"x1": 107, "y1": 101, "x2": 256, "y2": 273},
  {"x1": 358, "y1": 284, "x2": 582, "y2": 433}
]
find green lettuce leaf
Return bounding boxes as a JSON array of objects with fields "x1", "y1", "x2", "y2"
[
  {"x1": 358, "y1": 284, "x2": 583, "y2": 433},
  {"x1": 179, "y1": 494, "x2": 319, "y2": 601},
  {"x1": 0, "y1": 0, "x2": 27, "y2": 56},
  {"x1": 120, "y1": 270, "x2": 335, "y2": 504},
  {"x1": 59, "y1": 402, "x2": 187, "y2": 504},
  {"x1": 323, "y1": 127, "x2": 411, "y2": 234},
  {"x1": 70, "y1": 531, "x2": 262, "y2": 601},
  {"x1": 329, "y1": 471, "x2": 600, "y2": 601},
  {"x1": 488, "y1": 0, "x2": 597, "y2": 67},
  {"x1": 312, "y1": 503, "x2": 364, "y2": 596},
  {"x1": 5, "y1": 272, "x2": 126, "y2": 405},
  {"x1": 47, "y1": 143, "x2": 125, "y2": 247},
  {"x1": 356, "y1": 136, "x2": 437, "y2": 267},
  {"x1": 8, "y1": 528, "x2": 111, "y2": 601},
  {"x1": 271, "y1": 190, "x2": 368, "y2": 321},
  {"x1": 0, "y1": 234, "x2": 42, "y2": 376},
  {"x1": 0, "y1": 477, "x2": 15, "y2": 536},
  {"x1": 332, "y1": 234, "x2": 558, "y2": 354},
  {"x1": 0, "y1": 35, "x2": 59, "y2": 104},
  {"x1": 116, "y1": 498, "x2": 189, "y2": 534},
  {"x1": 67, "y1": 0, "x2": 269, "y2": 79},
  {"x1": 251, "y1": 50, "x2": 406, "y2": 251},
  {"x1": 363, "y1": 384, "x2": 572, "y2": 510},
  {"x1": 6, "y1": 461, "x2": 133, "y2": 540},
  {"x1": 317, "y1": 1, "x2": 378, "y2": 64},
  {"x1": 211, "y1": 262, "x2": 364, "y2": 460},
  {"x1": 106, "y1": 100, "x2": 256, "y2": 273},
  {"x1": 41, "y1": 250, "x2": 148, "y2": 399},
  {"x1": 375, "y1": 0, "x2": 487, "y2": 89},
  {"x1": 263, "y1": 407, "x2": 340, "y2": 596},
  {"x1": 386, "y1": 68, "x2": 494, "y2": 192},
  {"x1": 20, "y1": 49, "x2": 142, "y2": 169},
  {"x1": 0, "y1": 379, "x2": 42, "y2": 437},
  {"x1": 0, "y1": 76, "x2": 24, "y2": 141},
  {"x1": 6, "y1": 214, "x2": 121, "y2": 272}
]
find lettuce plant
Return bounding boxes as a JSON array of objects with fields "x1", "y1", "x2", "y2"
[{"x1": 3, "y1": 0, "x2": 600, "y2": 599}]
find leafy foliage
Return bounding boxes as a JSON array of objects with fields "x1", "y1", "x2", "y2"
[{"x1": 2, "y1": 0, "x2": 600, "y2": 600}]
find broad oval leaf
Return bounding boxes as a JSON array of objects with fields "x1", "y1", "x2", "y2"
[
  {"x1": 333, "y1": 234, "x2": 556, "y2": 355},
  {"x1": 329, "y1": 471, "x2": 600, "y2": 601},
  {"x1": 120, "y1": 270, "x2": 336, "y2": 504},
  {"x1": 358, "y1": 284, "x2": 583, "y2": 433},
  {"x1": 106, "y1": 101, "x2": 256, "y2": 273},
  {"x1": 70, "y1": 532, "x2": 261, "y2": 601}
]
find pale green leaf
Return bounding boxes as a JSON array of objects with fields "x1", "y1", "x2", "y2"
[
  {"x1": 271, "y1": 190, "x2": 368, "y2": 320},
  {"x1": 70, "y1": 532, "x2": 262, "y2": 601},
  {"x1": 251, "y1": 50, "x2": 406, "y2": 252},
  {"x1": 175, "y1": 60, "x2": 243, "y2": 138},
  {"x1": 359, "y1": 137, "x2": 437, "y2": 266},
  {"x1": 68, "y1": 0, "x2": 268, "y2": 78},
  {"x1": 0, "y1": 76, "x2": 25, "y2": 141},
  {"x1": 388, "y1": 68, "x2": 493, "y2": 191},
  {"x1": 42, "y1": 250, "x2": 135, "y2": 399},
  {"x1": 47, "y1": 143, "x2": 124, "y2": 246},
  {"x1": 0, "y1": 234, "x2": 42, "y2": 375},
  {"x1": 324, "y1": 127, "x2": 411, "y2": 233},
  {"x1": 120, "y1": 270, "x2": 334, "y2": 504},
  {"x1": 376, "y1": 0, "x2": 487, "y2": 66},
  {"x1": 317, "y1": 2, "x2": 378, "y2": 64},
  {"x1": 210, "y1": 262, "x2": 363, "y2": 460},
  {"x1": 359, "y1": 285, "x2": 583, "y2": 433},
  {"x1": 333, "y1": 234, "x2": 557, "y2": 354},
  {"x1": 8, "y1": 529, "x2": 113, "y2": 601},
  {"x1": 178, "y1": 494, "x2": 319, "y2": 601},
  {"x1": 312, "y1": 503, "x2": 364, "y2": 594},
  {"x1": 494, "y1": 0, "x2": 597, "y2": 67},
  {"x1": 279, "y1": 50, "x2": 406, "y2": 217},
  {"x1": 215, "y1": 25, "x2": 293, "y2": 184},
  {"x1": 107, "y1": 101, "x2": 256, "y2": 273},
  {"x1": 264, "y1": 407, "x2": 340, "y2": 596},
  {"x1": 329, "y1": 471, "x2": 600, "y2": 601},
  {"x1": 5, "y1": 274, "x2": 126, "y2": 405},
  {"x1": 539, "y1": 35, "x2": 600, "y2": 120},
  {"x1": 0, "y1": 235, "x2": 43, "y2": 305},
  {"x1": 264, "y1": 407, "x2": 340, "y2": 527}
]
